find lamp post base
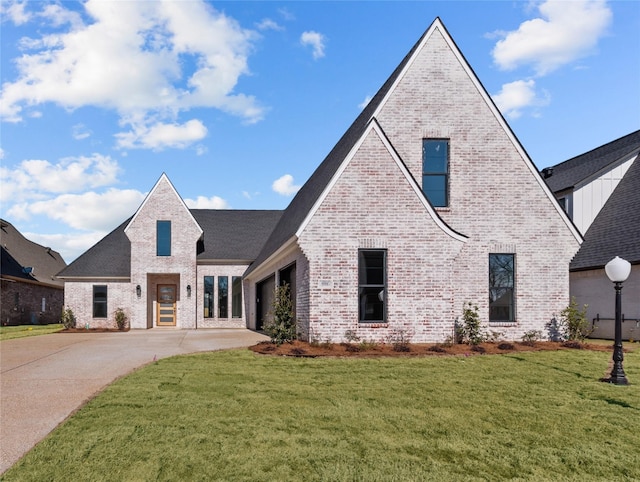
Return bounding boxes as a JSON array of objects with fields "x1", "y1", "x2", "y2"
[{"x1": 600, "y1": 371, "x2": 629, "y2": 386}]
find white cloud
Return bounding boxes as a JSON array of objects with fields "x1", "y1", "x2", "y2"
[
  {"x1": 0, "y1": 0, "x2": 264, "y2": 148},
  {"x1": 301, "y1": 31, "x2": 326, "y2": 60},
  {"x1": 256, "y1": 18, "x2": 283, "y2": 31},
  {"x1": 358, "y1": 95, "x2": 373, "y2": 110},
  {"x1": 272, "y1": 174, "x2": 301, "y2": 196},
  {"x1": 0, "y1": 154, "x2": 121, "y2": 203},
  {"x1": 1, "y1": 0, "x2": 32, "y2": 25},
  {"x1": 115, "y1": 119, "x2": 208, "y2": 150},
  {"x1": 492, "y1": 80, "x2": 551, "y2": 119},
  {"x1": 0, "y1": 148, "x2": 5, "y2": 159},
  {"x1": 10, "y1": 188, "x2": 145, "y2": 232},
  {"x1": 491, "y1": 0, "x2": 612, "y2": 76},
  {"x1": 23, "y1": 230, "x2": 108, "y2": 264},
  {"x1": 72, "y1": 123, "x2": 91, "y2": 140},
  {"x1": 184, "y1": 195, "x2": 229, "y2": 209}
]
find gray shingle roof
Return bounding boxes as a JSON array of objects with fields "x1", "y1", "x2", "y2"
[
  {"x1": 57, "y1": 210, "x2": 282, "y2": 279},
  {"x1": 192, "y1": 210, "x2": 282, "y2": 261},
  {"x1": 570, "y1": 156, "x2": 640, "y2": 270},
  {"x1": 545, "y1": 130, "x2": 640, "y2": 193},
  {"x1": 0, "y1": 219, "x2": 67, "y2": 287},
  {"x1": 57, "y1": 218, "x2": 132, "y2": 278}
]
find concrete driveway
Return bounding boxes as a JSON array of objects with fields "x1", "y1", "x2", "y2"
[{"x1": 0, "y1": 329, "x2": 268, "y2": 474}]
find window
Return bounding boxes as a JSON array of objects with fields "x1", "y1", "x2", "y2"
[
  {"x1": 358, "y1": 250, "x2": 386, "y2": 322},
  {"x1": 93, "y1": 285, "x2": 108, "y2": 318},
  {"x1": 489, "y1": 254, "x2": 515, "y2": 322},
  {"x1": 422, "y1": 139, "x2": 449, "y2": 207},
  {"x1": 204, "y1": 276, "x2": 214, "y2": 318},
  {"x1": 156, "y1": 220, "x2": 171, "y2": 256},
  {"x1": 232, "y1": 276, "x2": 242, "y2": 318},
  {"x1": 218, "y1": 276, "x2": 228, "y2": 318}
]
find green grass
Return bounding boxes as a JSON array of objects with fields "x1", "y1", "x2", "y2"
[
  {"x1": 3, "y1": 349, "x2": 639, "y2": 481},
  {"x1": 0, "y1": 324, "x2": 63, "y2": 341}
]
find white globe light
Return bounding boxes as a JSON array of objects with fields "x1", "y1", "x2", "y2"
[{"x1": 605, "y1": 256, "x2": 631, "y2": 283}]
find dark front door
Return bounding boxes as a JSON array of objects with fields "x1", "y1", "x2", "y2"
[{"x1": 256, "y1": 275, "x2": 275, "y2": 331}]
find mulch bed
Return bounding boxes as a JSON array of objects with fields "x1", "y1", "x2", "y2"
[{"x1": 249, "y1": 340, "x2": 615, "y2": 358}]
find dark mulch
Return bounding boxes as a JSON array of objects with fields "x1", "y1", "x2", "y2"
[{"x1": 249, "y1": 340, "x2": 614, "y2": 358}]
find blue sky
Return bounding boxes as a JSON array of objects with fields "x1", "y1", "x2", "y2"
[{"x1": 1, "y1": 0, "x2": 639, "y2": 263}]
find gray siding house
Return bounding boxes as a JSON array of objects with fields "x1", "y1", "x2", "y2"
[
  {"x1": 545, "y1": 130, "x2": 640, "y2": 339},
  {"x1": 58, "y1": 18, "x2": 581, "y2": 342}
]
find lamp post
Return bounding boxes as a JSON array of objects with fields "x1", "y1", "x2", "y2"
[{"x1": 603, "y1": 256, "x2": 631, "y2": 385}]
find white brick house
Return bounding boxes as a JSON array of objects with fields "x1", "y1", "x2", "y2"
[{"x1": 58, "y1": 18, "x2": 581, "y2": 342}]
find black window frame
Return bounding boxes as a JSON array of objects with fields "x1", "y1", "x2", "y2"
[
  {"x1": 489, "y1": 253, "x2": 515, "y2": 322},
  {"x1": 358, "y1": 249, "x2": 387, "y2": 323},
  {"x1": 232, "y1": 276, "x2": 242, "y2": 319},
  {"x1": 93, "y1": 285, "x2": 108, "y2": 318},
  {"x1": 156, "y1": 220, "x2": 171, "y2": 256},
  {"x1": 204, "y1": 276, "x2": 214, "y2": 318},
  {"x1": 218, "y1": 276, "x2": 228, "y2": 318},
  {"x1": 422, "y1": 139, "x2": 449, "y2": 207}
]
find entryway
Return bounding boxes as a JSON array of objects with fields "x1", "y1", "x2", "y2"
[{"x1": 157, "y1": 284, "x2": 177, "y2": 326}]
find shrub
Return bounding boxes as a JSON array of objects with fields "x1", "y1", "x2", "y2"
[
  {"x1": 428, "y1": 345, "x2": 448, "y2": 353},
  {"x1": 263, "y1": 283, "x2": 297, "y2": 345},
  {"x1": 387, "y1": 328, "x2": 413, "y2": 352},
  {"x1": 60, "y1": 307, "x2": 76, "y2": 330},
  {"x1": 459, "y1": 303, "x2": 485, "y2": 346},
  {"x1": 497, "y1": 342, "x2": 515, "y2": 351},
  {"x1": 559, "y1": 297, "x2": 590, "y2": 341},
  {"x1": 344, "y1": 329, "x2": 360, "y2": 343},
  {"x1": 114, "y1": 308, "x2": 128, "y2": 331},
  {"x1": 359, "y1": 340, "x2": 379, "y2": 351},
  {"x1": 521, "y1": 330, "x2": 543, "y2": 346}
]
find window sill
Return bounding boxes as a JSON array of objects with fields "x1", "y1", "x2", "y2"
[
  {"x1": 488, "y1": 321, "x2": 517, "y2": 327},
  {"x1": 358, "y1": 322, "x2": 389, "y2": 328}
]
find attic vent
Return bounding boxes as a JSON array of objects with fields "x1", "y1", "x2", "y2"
[
  {"x1": 541, "y1": 167, "x2": 554, "y2": 179},
  {"x1": 23, "y1": 267, "x2": 34, "y2": 275}
]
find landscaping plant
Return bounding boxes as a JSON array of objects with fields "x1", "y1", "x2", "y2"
[
  {"x1": 60, "y1": 307, "x2": 76, "y2": 330},
  {"x1": 263, "y1": 283, "x2": 297, "y2": 345},
  {"x1": 559, "y1": 297, "x2": 590, "y2": 341},
  {"x1": 114, "y1": 308, "x2": 128, "y2": 331}
]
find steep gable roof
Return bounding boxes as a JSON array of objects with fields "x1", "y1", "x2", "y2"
[
  {"x1": 545, "y1": 130, "x2": 640, "y2": 193},
  {"x1": 0, "y1": 219, "x2": 67, "y2": 287},
  {"x1": 57, "y1": 210, "x2": 282, "y2": 278},
  {"x1": 570, "y1": 156, "x2": 640, "y2": 270},
  {"x1": 246, "y1": 17, "x2": 579, "y2": 275}
]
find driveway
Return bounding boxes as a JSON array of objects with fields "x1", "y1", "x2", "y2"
[{"x1": 0, "y1": 329, "x2": 268, "y2": 474}]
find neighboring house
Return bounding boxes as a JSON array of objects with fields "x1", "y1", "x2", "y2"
[
  {"x1": 544, "y1": 130, "x2": 640, "y2": 340},
  {"x1": 1, "y1": 219, "x2": 67, "y2": 325},
  {"x1": 58, "y1": 18, "x2": 581, "y2": 342}
]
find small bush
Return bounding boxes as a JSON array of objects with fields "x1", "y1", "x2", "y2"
[
  {"x1": 344, "y1": 329, "x2": 360, "y2": 343},
  {"x1": 114, "y1": 307, "x2": 127, "y2": 331},
  {"x1": 459, "y1": 303, "x2": 485, "y2": 346},
  {"x1": 562, "y1": 341, "x2": 583, "y2": 349},
  {"x1": 428, "y1": 345, "x2": 448, "y2": 353},
  {"x1": 559, "y1": 297, "x2": 590, "y2": 341},
  {"x1": 387, "y1": 328, "x2": 413, "y2": 352},
  {"x1": 344, "y1": 344, "x2": 360, "y2": 352},
  {"x1": 60, "y1": 307, "x2": 76, "y2": 330},
  {"x1": 470, "y1": 345, "x2": 486, "y2": 353},
  {"x1": 263, "y1": 283, "x2": 297, "y2": 345},
  {"x1": 497, "y1": 342, "x2": 515, "y2": 351},
  {"x1": 521, "y1": 330, "x2": 543, "y2": 346},
  {"x1": 359, "y1": 340, "x2": 379, "y2": 351}
]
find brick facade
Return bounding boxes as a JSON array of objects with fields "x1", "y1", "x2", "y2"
[{"x1": 1, "y1": 280, "x2": 63, "y2": 326}]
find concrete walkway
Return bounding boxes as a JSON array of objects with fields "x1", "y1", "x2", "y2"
[{"x1": 0, "y1": 329, "x2": 268, "y2": 474}]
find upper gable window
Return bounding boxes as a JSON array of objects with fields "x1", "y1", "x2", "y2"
[
  {"x1": 422, "y1": 139, "x2": 449, "y2": 207},
  {"x1": 156, "y1": 220, "x2": 171, "y2": 256}
]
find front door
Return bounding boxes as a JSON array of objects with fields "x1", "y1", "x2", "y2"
[{"x1": 157, "y1": 284, "x2": 177, "y2": 326}]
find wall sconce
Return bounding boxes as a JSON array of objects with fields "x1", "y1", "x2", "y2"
[
  {"x1": 136, "y1": 285, "x2": 141, "y2": 298},
  {"x1": 187, "y1": 285, "x2": 192, "y2": 297}
]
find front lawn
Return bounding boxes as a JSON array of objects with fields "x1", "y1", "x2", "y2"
[
  {"x1": 3, "y1": 348, "x2": 639, "y2": 481},
  {"x1": 0, "y1": 324, "x2": 63, "y2": 341}
]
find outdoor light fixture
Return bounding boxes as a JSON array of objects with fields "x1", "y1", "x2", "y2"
[
  {"x1": 602, "y1": 256, "x2": 631, "y2": 385},
  {"x1": 187, "y1": 285, "x2": 192, "y2": 297},
  {"x1": 136, "y1": 285, "x2": 141, "y2": 298}
]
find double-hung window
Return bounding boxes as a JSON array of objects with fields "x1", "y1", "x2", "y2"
[
  {"x1": 489, "y1": 254, "x2": 515, "y2": 322},
  {"x1": 157, "y1": 220, "x2": 171, "y2": 256},
  {"x1": 358, "y1": 250, "x2": 386, "y2": 323},
  {"x1": 93, "y1": 285, "x2": 108, "y2": 318},
  {"x1": 422, "y1": 139, "x2": 449, "y2": 207},
  {"x1": 232, "y1": 276, "x2": 242, "y2": 318}
]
